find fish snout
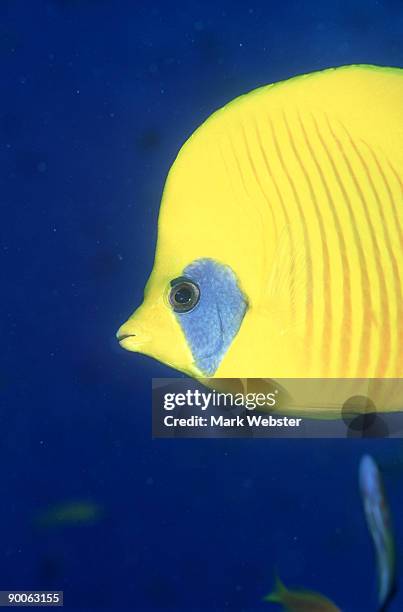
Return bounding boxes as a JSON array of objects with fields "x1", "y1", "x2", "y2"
[
  {"x1": 116, "y1": 321, "x2": 151, "y2": 351},
  {"x1": 116, "y1": 300, "x2": 195, "y2": 371}
]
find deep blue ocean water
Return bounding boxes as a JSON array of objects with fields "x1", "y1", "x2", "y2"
[{"x1": 2, "y1": 1, "x2": 403, "y2": 610}]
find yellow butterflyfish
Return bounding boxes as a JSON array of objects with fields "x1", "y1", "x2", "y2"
[{"x1": 118, "y1": 65, "x2": 403, "y2": 414}]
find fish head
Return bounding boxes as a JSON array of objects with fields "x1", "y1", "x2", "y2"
[
  {"x1": 117, "y1": 255, "x2": 250, "y2": 377},
  {"x1": 117, "y1": 122, "x2": 268, "y2": 377}
]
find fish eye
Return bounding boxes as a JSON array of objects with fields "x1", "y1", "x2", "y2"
[{"x1": 169, "y1": 277, "x2": 200, "y2": 313}]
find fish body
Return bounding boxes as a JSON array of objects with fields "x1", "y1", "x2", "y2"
[
  {"x1": 118, "y1": 65, "x2": 403, "y2": 402},
  {"x1": 264, "y1": 576, "x2": 341, "y2": 611},
  {"x1": 359, "y1": 454, "x2": 395, "y2": 608}
]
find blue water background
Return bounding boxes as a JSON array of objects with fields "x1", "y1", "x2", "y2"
[{"x1": 2, "y1": 1, "x2": 403, "y2": 610}]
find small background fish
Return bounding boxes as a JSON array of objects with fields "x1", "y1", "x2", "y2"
[
  {"x1": 35, "y1": 502, "x2": 103, "y2": 528},
  {"x1": 264, "y1": 576, "x2": 341, "y2": 611},
  {"x1": 359, "y1": 455, "x2": 396, "y2": 609}
]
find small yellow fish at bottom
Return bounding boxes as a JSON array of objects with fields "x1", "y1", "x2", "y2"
[{"x1": 263, "y1": 575, "x2": 341, "y2": 611}]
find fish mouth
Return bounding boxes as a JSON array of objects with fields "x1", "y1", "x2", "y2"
[
  {"x1": 116, "y1": 332, "x2": 150, "y2": 351},
  {"x1": 118, "y1": 336, "x2": 136, "y2": 350},
  {"x1": 117, "y1": 333, "x2": 135, "y2": 342}
]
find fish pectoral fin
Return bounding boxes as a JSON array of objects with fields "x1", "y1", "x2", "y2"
[{"x1": 264, "y1": 225, "x2": 310, "y2": 332}]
